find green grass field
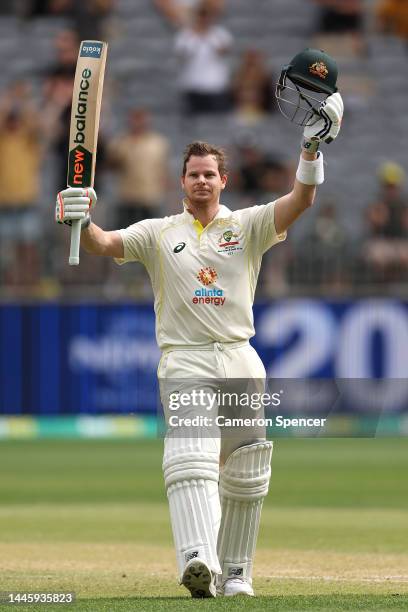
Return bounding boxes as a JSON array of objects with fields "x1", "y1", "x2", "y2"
[{"x1": 0, "y1": 438, "x2": 407, "y2": 611}]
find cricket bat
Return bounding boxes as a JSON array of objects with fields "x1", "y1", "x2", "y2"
[{"x1": 68, "y1": 40, "x2": 108, "y2": 265}]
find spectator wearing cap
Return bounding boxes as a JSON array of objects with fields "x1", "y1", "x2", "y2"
[{"x1": 362, "y1": 162, "x2": 408, "y2": 284}]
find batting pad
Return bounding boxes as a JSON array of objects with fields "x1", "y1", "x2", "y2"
[
  {"x1": 217, "y1": 441, "x2": 273, "y2": 584},
  {"x1": 163, "y1": 436, "x2": 222, "y2": 578}
]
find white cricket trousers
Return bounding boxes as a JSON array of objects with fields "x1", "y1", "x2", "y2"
[
  {"x1": 159, "y1": 340, "x2": 269, "y2": 577},
  {"x1": 158, "y1": 340, "x2": 267, "y2": 463}
]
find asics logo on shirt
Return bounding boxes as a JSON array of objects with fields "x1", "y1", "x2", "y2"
[{"x1": 173, "y1": 242, "x2": 186, "y2": 253}]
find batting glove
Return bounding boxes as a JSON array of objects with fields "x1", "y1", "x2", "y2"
[
  {"x1": 55, "y1": 187, "x2": 97, "y2": 229},
  {"x1": 302, "y1": 92, "x2": 344, "y2": 153}
]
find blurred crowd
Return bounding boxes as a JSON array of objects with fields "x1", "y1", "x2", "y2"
[{"x1": 0, "y1": 0, "x2": 407, "y2": 299}]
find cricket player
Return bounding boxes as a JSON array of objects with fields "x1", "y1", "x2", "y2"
[{"x1": 55, "y1": 50, "x2": 343, "y2": 598}]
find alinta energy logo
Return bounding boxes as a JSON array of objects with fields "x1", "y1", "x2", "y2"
[
  {"x1": 197, "y1": 267, "x2": 217, "y2": 285},
  {"x1": 192, "y1": 267, "x2": 225, "y2": 306}
]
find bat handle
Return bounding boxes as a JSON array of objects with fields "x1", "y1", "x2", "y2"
[{"x1": 69, "y1": 219, "x2": 81, "y2": 266}]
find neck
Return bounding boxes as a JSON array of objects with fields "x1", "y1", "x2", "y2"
[{"x1": 186, "y1": 201, "x2": 220, "y2": 227}]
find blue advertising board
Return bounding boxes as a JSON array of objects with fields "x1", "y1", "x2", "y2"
[{"x1": 1, "y1": 300, "x2": 408, "y2": 415}]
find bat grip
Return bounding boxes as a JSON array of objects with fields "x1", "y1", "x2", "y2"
[{"x1": 69, "y1": 219, "x2": 81, "y2": 266}]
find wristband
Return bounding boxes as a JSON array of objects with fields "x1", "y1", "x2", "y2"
[
  {"x1": 81, "y1": 216, "x2": 91, "y2": 230},
  {"x1": 301, "y1": 137, "x2": 320, "y2": 154},
  {"x1": 296, "y1": 152, "x2": 324, "y2": 185}
]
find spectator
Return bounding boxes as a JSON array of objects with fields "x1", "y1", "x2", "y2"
[
  {"x1": 289, "y1": 202, "x2": 352, "y2": 291},
  {"x1": 22, "y1": 0, "x2": 115, "y2": 38},
  {"x1": 50, "y1": 27, "x2": 78, "y2": 69},
  {"x1": 71, "y1": 0, "x2": 116, "y2": 41},
  {"x1": 231, "y1": 137, "x2": 269, "y2": 201},
  {"x1": 260, "y1": 156, "x2": 293, "y2": 201},
  {"x1": 174, "y1": 1, "x2": 233, "y2": 114},
  {"x1": 23, "y1": 0, "x2": 75, "y2": 18},
  {"x1": 107, "y1": 109, "x2": 171, "y2": 228},
  {"x1": 231, "y1": 49, "x2": 275, "y2": 124},
  {"x1": 0, "y1": 82, "x2": 43, "y2": 289},
  {"x1": 231, "y1": 136, "x2": 291, "y2": 204},
  {"x1": 155, "y1": 0, "x2": 224, "y2": 28},
  {"x1": 376, "y1": 0, "x2": 408, "y2": 47},
  {"x1": 312, "y1": 0, "x2": 366, "y2": 56},
  {"x1": 362, "y1": 162, "x2": 408, "y2": 284}
]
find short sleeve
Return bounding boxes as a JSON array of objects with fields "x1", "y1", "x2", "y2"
[
  {"x1": 114, "y1": 219, "x2": 161, "y2": 266},
  {"x1": 243, "y1": 200, "x2": 287, "y2": 255}
]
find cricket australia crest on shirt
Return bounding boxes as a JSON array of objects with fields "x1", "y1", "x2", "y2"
[{"x1": 217, "y1": 226, "x2": 243, "y2": 255}]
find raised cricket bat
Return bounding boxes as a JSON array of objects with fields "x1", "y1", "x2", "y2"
[{"x1": 68, "y1": 40, "x2": 108, "y2": 265}]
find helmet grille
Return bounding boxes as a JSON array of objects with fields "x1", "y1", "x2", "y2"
[{"x1": 275, "y1": 72, "x2": 328, "y2": 127}]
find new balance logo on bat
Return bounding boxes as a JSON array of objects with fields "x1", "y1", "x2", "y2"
[
  {"x1": 69, "y1": 146, "x2": 91, "y2": 186},
  {"x1": 73, "y1": 149, "x2": 85, "y2": 185},
  {"x1": 74, "y1": 69, "x2": 92, "y2": 145}
]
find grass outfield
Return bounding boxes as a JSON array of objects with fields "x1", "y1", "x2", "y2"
[{"x1": 0, "y1": 438, "x2": 407, "y2": 610}]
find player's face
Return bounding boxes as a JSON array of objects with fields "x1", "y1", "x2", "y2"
[{"x1": 182, "y1": 155, "x2": 227, "y2": 207}]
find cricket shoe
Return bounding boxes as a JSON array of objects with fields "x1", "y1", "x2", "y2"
[
  {"x1": 181, "y1": 558, "x2": 217, "y2": 598},
  {"x1": 218, "y1": 578, "x2": 254, "y2": 597}
]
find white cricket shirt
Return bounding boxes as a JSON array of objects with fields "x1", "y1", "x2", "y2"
[{"x1": 116, "y1": 201, "x2": 286, "y2": 349}]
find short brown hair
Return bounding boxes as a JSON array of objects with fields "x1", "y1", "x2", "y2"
[{"x1": 182, "y1": 141, "x2": 227, "y2": 176}]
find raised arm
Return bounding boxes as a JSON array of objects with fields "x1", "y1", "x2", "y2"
[
  {"x1": 274, "y1": 150, "x2": 318, "y2": 235},
  {"x1": 55, "y1": 187, "x2": 124, "y2": 259},
  {"x1": 274, "y1": 92, "x2": 344, "y2": 235}
]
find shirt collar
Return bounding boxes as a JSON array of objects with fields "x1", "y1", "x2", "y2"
[{"x1": 182, "y1": 198, "x2": 232, "y2": 223}]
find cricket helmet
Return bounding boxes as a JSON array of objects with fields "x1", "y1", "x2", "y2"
[{"x1": 276, "y1": 48, "x2": 338, "y2": 126}]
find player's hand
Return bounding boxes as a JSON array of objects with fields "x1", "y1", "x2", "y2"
[
  {"x1": 55, "y1": 187, "x2": 97, "y2": 227},
  {"x1": 303, "y1": 92, "x2": 344, "y2": 149}
]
